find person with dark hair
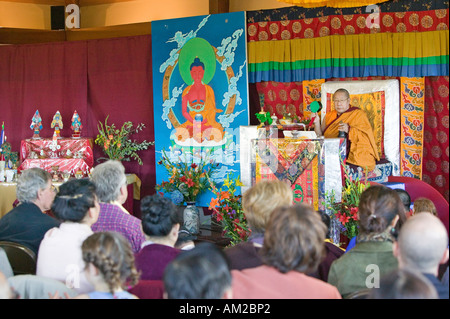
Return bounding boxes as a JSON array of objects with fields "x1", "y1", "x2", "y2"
[
  {"x1": 307, "y1": 211, "x2": 345, "y2": 282},
  {"x1": 231, "y1": 204, "x2": 341, "y2": 299},
  {"x1": 75, "y1": 232, "x2": 140, "y2": 299},
  {"x1": 328, "y1": 185, "x2": 407, "y2": 297},
  {"x1": 393, "y1": 213, "x2": 449, "y2": 299},
  {"x1": 0, "y1": 168, "x2": 59, "y2": 255},
  {"x1": 36, "y1": 179, "x2": 99, "y2": 293},
  {"x1": 368, "y1": 268, "x2": 438, "y2": 299},
  {"x1": 395, "y1": 188, "x2": 412, "y2": 217},
  {"x1": 134, "y1": 194, "x2": 181, "y2": 280},
  {"x1": 163, "y1": 242, "x2": 232, "y2": 299},
  {"x1": 90, "y1": 160, "x2": 145, "y2": 253},
  {"x1": 312, "y1": 88, "x2": 379, "y2": 171}
]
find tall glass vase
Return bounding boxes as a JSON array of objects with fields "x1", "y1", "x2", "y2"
[{"x1": 183, "y1": 202, "x2": 200, "y2": 235}]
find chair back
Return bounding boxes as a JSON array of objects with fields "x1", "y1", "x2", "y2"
[
  {"x1": 128, "y1": 280, "x2": 164, "y2": 299},
  {"x1": 0, "y1": 241, "x2": 37, "y2": 276}
]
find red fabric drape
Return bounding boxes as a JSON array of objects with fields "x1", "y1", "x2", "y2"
[
  {"x1": 423, "y1": 76, "x2": 449, "y2": 202},
  {"x1": 0, "y1": 41, "x2": 88, "y2": 149},
  {"x1": 0, "y1": 35, "x2": 155, "y2": 217}
]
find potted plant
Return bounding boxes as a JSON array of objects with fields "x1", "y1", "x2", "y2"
[{"x1": 95, "y1": 116, "x2": 154, "y2": 165}]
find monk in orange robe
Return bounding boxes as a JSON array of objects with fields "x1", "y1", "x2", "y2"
[{"x1": 312, "y1": 88, "x2": 379, "y2": 172}]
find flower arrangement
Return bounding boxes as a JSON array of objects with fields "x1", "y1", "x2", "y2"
[
  {"x1": 155, "y1": 150, "x2": 218, "y2": 205},
  {"x1": 208, "y1": 173, "x2": 251, "y2": 246},
  {"x1": 95, "y1": 116, "x2": 154, "y2": 165},
  {"x1": 323, "y1": 166, "x2": 370, "y2": 240}
]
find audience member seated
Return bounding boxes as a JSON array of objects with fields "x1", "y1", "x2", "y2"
[
  {"x1": 90, "y1": 160, "x2": 145, "y2": 253},
  {"x1": 225, "y1": 180, "x2": 293, "y2": 270},
  {"x1": 328, "y1": 185, "x2": 406, "y2": 298},
  {"x1": 393, "y1": 213, "x2": 449, "y2": 299},
  {"x1": 36, "y1": 179, "x2": 99, "y2": 294},
  {"x1": 163, "y1": 242, "x2": 233, "y2": 299},
  {"x1": 412, "y1": 197, "x2": 437, "y2": 217},
  {"x1": 135, "y1": 194, "x2": 181, "y2": 280},
  {"x1": 368, "y1": 268, "x2": 438, "y2": 299},
  {"x1": 0, "y1": 168, "x2": 60, "y2": 255},
  {"x1": 231, "y1": 204, "x2": 341, "y2": 299},
  {"x1": 307, "y1": 211, "x2": 345, "y2": 282},
  {"x1": 75, "y1": 232, "x2": 140, "y2": 299},
  {"x1": 8, "y1": 274, "x2": 79, "y2": 299},
  {"x1": 345, "y1": 188, "x2": 409, "y2": 253},
  {"x1": 0, "y1": 248, "x2": 13, "y2": 279},
  {"x1": 395, "y1": 188, "x2": 412, "y2": 217},
  {"x1": 0, "y1": 271, "x2": 14, "y2": 299}
]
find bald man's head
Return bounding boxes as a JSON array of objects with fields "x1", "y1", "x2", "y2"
[{"x1": 396, "y1": 214, "x2": 449, "y2": 274}]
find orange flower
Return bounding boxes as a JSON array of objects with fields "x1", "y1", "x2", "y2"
[
  {"x1": 220, "y1": 191, "x2": 230, "y2": 201},
  {"x1": 209, "y1": 197, "x2": 220, "y2": 209}
]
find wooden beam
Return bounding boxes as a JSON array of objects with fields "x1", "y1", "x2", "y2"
[
  {"x1": 65, "y1": 22, "x2": 151, "y2": 41},
  {"x1": 0, "y1": 27, "x2": 66, "y2": 44},
  {"x1": 0, "y1": 21, "x2": 152, "y2": 44},
  {"x1": 209, "y1": 0, "x2": 229, "y2": 14}
]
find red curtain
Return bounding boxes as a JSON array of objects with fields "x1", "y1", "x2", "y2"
[
  {"x1": 423, "y1": 76, "x2": 449, "y2": 202},
  {"x1": 0, "y1": 35, "x2": 155, "y2": 216}
]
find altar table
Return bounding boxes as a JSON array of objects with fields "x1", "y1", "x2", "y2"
[{"x1": 18, "y1": 138, "x2": 94, "y2": 177}]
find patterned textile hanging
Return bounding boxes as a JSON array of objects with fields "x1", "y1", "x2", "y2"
[{"x1": 276, "y1": 0, "x2": 392, "y2": 8}]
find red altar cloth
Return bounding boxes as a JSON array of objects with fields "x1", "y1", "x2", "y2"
[{"x1": 18, "y1": 138, "x2": 94, "y2": 176}]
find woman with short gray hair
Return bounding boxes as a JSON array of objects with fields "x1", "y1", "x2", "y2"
[
  {"x1": 90, "y1": 160, "x2": 145, "y2": 253},
  {"x1": 90, "y1": 160, "x2": 127, "y2": 204}
]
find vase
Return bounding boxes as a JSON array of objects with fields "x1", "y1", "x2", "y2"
[{"x1": 183, "y1": 202, "x2": 200, "y2": 235}]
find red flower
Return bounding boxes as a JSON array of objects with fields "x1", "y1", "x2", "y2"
[
  {"x1": 180, "y1": 176, "x2": 187, "y2": 183},
  {"x1": 215, "y1": 211, "x2": 223, "y2": 222},
  {"x1": 350, "y1": 206, "x2": 359, "y2": 220},
  {"x1": 186, "y1": 178, "x2": 195, "y2": 187},
  {"x1": 191, "y1": 163, "x2": 198, "y2": 169},
  {"x1": 338, "y1": 213, "x2": 350, "y2": 225}
]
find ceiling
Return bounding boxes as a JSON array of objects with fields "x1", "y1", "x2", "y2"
[{"x1": 0, "y1": 0, "x2": 136, "y2": 6}]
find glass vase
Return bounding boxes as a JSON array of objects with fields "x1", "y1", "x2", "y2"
[{"x1": 183, "y1": 202, "x2": 200, "y2": 235}]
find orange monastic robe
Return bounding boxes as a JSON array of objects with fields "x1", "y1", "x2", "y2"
[{"x1": 323, "y1": 107, "x2": 379, "y2": 172}]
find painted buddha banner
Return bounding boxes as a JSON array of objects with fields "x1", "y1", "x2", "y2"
[{"x1": 151, "y1": 12, "x2": 249, "y2": 206}]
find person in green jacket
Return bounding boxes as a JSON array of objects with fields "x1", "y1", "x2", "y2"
[{"x1": 328, "y1": 185, "x2": 407, "y2": 298}]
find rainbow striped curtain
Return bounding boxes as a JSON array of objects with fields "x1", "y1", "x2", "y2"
[{"x1": 247, "y1": 1, "x2": 449, "y2": 83}]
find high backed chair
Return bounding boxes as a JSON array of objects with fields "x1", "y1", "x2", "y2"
[
  {"x1": 388, "y1": 176, "x2": 449, "y2": 235},
  {"x1": 0, "y1": 241, "x2": 37, "y2": 276}
]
